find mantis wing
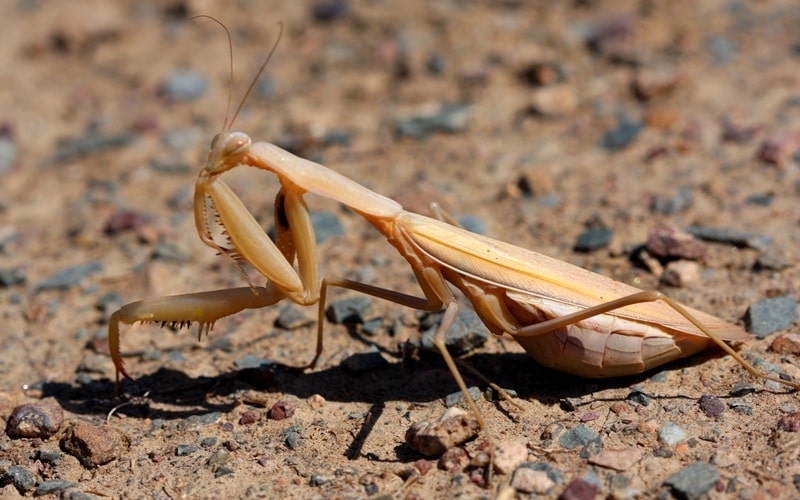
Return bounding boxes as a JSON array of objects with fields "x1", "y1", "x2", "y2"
[{"x1": 402, "y1": 213, "x2": 749, "y2": 341}]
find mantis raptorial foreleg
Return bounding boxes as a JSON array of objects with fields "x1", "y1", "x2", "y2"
[{"x1": 108, "y1": 285, "x2": 286, "y2": 383}]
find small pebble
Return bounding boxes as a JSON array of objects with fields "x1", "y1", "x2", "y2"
[
  {"x1": 238, "y1": 411, "x2": 259, "y2": 425},
  {"x1": 518, "y1": 62, "x2": 565, "y2": 86},
  {"x1": 707, "y1": 35, "x2": 737, "y2": 65},
  {"x1": 308, "y1": 394, "x2": 326, "y2": 410},
  {"x1": 0, "y1": 133, "x2": 18, "y2": 177},
  {"x1": 275, "y1": 304, "x2": 314, "y2": 330},
  {"x1": 528, "y1": 85, "x2": 579, "y2": 118},
  {"x1": 426, "y1": 53, "x2": 445, "y2": 74},
  {"x1": 580, "y1": 411, "x2": 600, "y2": 422},
  {"x1": 646, "y1": 225, "x2": 705, "y2": 260},
  {"x1": 49, "y1": 133, "x2": 137, "y2": 164},
  {"x1": 721, "y1": 120, "x2": 760, "y2": 143},
  {"x1": 585, "y1": 15, "x2": 634, "y2": 60},
  {"x1": 342, "y1": 345, "x2": 389, "y2": 374},
  {"x1": 646, "y1": 107, "x2": 679, "y2": 131},
  {"x1": 746, "y1": 192, "x2": 774, "y2": 206},
  {"x1": 206, "y1": 449, "x2": 230, "y2": 467},
  {"x1": 684, "y1": 225, "x2": 771, "y2": 251},
  {"x1": 626, "y1": 387, "x2": 651, "y2": 406},
  {"x1": 359, "y1": 317, "x2": 385, "y2": 336},
  {"x1": 437, "y1": 446, "x2": 469, "y2": 471},
  {"x1": 660, "y1": 260, "x2": 701, "y2": 287},
  {"x1": 149, "y1": 156, "x2": 191, "y2": 174},
  {"x1": 151, "y1": 241, "x2": 184, "y2": 262},
  {"x1": 541, "y1": 422, "x2": 563, "y2": 441},
  {"x1": 510, "y1": 462, "x2": 563, "y2": 495},
  {"x1": 664, "y1": 461, "x2": 719, "y2": 500},
  {"x1": 601, "y1": 120, "x2": 643, "y2": 151},
  {"x1": 311, "y1": 211, "x2": 345, "y2": 243},
  {"x1": 658, "y1": 422, "x2": 687, "y2": 446},
  {"x1": 161, "y1": 127, "x2": 203, "y2": 150},
  {"x1": 698, "y1": 395, "x2": 725, "y2": 417},
  {"x1": 649, "y1": 187, "x2": 694, "y2": 215},
  {"x1": 483, "y1": 386, "x2": 517, "y2": 402},
  {"x1": 269, "y1": 401, "x2": 295, "y2": 421},
  {"x1": 574, "y1": 227, "x2": 613, "y2": 252},
  {"x1": 284, "y1": 425, "x2": 302, "y2": 449},
  {"x1": 325, "y1": 296, "x2": 372, "y2": 324},
  {"x1": 310, "y1": 474, "x2": 334, "y2": 487},
  {"x1": 587, "y1": 447, "x2": 642, "y2": 471},
  {"x1": 771, "y1": 334, "x2": 800, "y2": 355},
  {"x1": 35, "y1": 450, "x2": 63, "y2": 465},
  {"x1": 214, "y1": 466, "x2": 234, "y2": 478},
  {"x1": 746, "y1": 296, "x2": 799, "y2": 339},
  {"x1": 0, "y1": 267, "x2": 26, "y2": 287},
  {"x1": 175, "y1": 444, "x2": 199, "y2": 456},
  {"x1": 492, "y1": 440, "x2": 528, "y2": 475},
  {"x1": 311, "y1": 0, "x2": 350, "y2": 22},
  {"x1": 405, "y1": 407, "x2": 481, "y2": 457},
  {"x1": 160, "y1": 70, "x2": 208, "y2": 101},
  {"x1": 3, "y1": 465, "x2": 36, "y2": 494},
  {"x1": 557, "y1": 424, "x2": 599, "y2": 450},
  {"x1": 755, "y1": 246, "x2": 793, "y2": 271},
  {"x1": 104, "y1": 209, "x2": 153, "y2": 235},
  {"x1": 778, "y1": 412, "x2": 800, "y2": 432},
  {"x1": 728, "y1": 401, "x2": 753, "y2": 415},
  {"x1": 35, "y1": 261, "x2": 103, "y2": 291},
  {"x1": 633, "y1": 67, "x2": 682, "y2": 101},
  {"x1": 418, "y1": 309, "x2": 489, "y2": 355},
  {"x1": 395, "y1": 103, "x2": 471, "y2": 139},
  {"x1": 61, "y1": 423, "x2": 130, "y2": 468},
  {"x1": 444, "y1": 386, "x2": 481, "y2": 408},
  {"x1": 757, "y1": 134, "x2": 799, "y2": 166},
  {"x1": 649, "y1": 370, "x2": 668, "y2": 383},
  {"x1": 6, "y1": 402, "x2": 64, "y2": 439},
  {"x1": 458, "y1": 215, "x2": 486, "y2": 235},
  {"x1": 34, "y1": 479, "x2": 79, "y2": 496},
  {"x1": 234, "y1": 354, "x2": 272, "y2": 370},
  {"x1": 560, "y1": 476, "x2": 599, "y2": 500},
  {"x1": 729, "y1": 382, "x2": 757, "y2": 397}
]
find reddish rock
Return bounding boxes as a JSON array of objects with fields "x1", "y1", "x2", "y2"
[
  {"x1": 7, "y1": 403, "x2": 63, "y2": 439},
  {"x1": 61, "y1": 423, "x2": 130, "y2": 468},
  {"x1": 268, "y1": 401, "x2": 295, "y2": 420},
  {"x1": 406, "y1": 408, "x2": 481, "y2": 457},
  {"x1": 646, "y1": 225, "x2": 705, "y2": 260},
  {"x1": 778, "y1": 412, "x2": 800, "y2": 432}
]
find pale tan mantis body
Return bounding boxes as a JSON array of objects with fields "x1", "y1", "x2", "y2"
[{"x1": 109, "y1": 25, "x2": 797, "y2": 434}]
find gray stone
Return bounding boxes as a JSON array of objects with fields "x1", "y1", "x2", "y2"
[
  {"x1": 746, "y1": 296, "x2": 799, "y2": 339},
  {"x1": 35, "y1": 261, "x2": 103, "y2": 291},
  {"x1": 664, "y1": 461, "x2": 719, "y2": 500},
  {"x1": 161, "y1": 70, "x2": 208, "y2": 101},
  {"x1": 558, "y1": 424, "x2": 599, "y2": 450}
]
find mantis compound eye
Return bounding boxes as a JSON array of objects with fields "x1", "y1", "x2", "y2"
[{"x1": 223, "y1": 135, "x2": 250, "y2": 157}]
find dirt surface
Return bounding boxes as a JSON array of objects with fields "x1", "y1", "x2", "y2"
[{"x1": 2, "y1": 1, "x2": 800, "y2": 498}]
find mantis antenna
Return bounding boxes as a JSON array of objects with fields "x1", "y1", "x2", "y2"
[{"x1": 190, "y1": 15, "x2": 284, "y2": 132}]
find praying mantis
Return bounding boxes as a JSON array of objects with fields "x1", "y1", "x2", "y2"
[{"x1": 108, "y1": 22, "x2": 798, "y2": 436}]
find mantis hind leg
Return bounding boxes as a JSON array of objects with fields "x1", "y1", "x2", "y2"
[
  {"x1": 313, "y1": 277, "x2": 494, "y2": 427},
  {"x1": 512, "y1": 290, "x2": 799, "y2": 390}
]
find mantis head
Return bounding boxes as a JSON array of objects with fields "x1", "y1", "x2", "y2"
[{"x1": 202, "y1": 131, "x2": 252, "y2": 177}]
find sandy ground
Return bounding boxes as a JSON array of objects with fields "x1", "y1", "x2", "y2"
[{"x1": 2, "y1": 0, "x2": 800, "y2": 498}]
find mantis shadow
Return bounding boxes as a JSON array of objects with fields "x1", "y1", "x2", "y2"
[{"x1": 40, "y1": 346, "x2": 729, "y2": 421}]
